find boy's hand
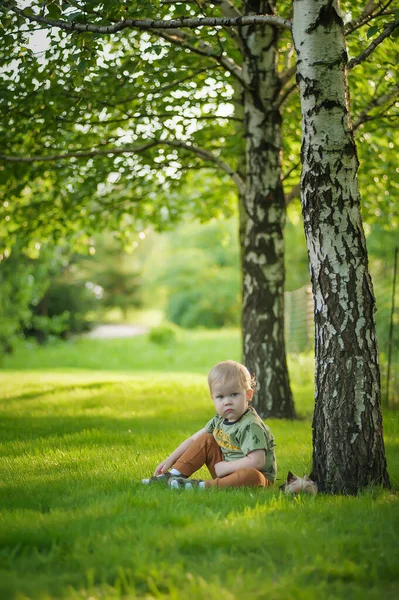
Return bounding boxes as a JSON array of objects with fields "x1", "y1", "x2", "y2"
[{"x1": 153, "y1": 458, "x2": 173, "y2": 476}]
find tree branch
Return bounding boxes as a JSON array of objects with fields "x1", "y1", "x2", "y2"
[
  {"x1": 0, "y1": 140, "x2": 245, "y2": 195},
  {"x1": 167, "y1": 139, "x2": 245, "y2": 195},
  {"x1": 280, "y1": 64, "x2": 296, "y2": 88},
  {"x1": 56, "y1": 113, "x2": 242, "y2": 127},
  {"x1": 150, "y1": 29, "x2": 245, "y2": 86},
  {"x1": 345, "y1": 1, "x2": 394, "y2": 36},
  {"x1": 353, "y1": 82, "x2": 399, "y2": 130},
  {"x1": 276, "y1": 82, "x2": 297, "y2": 109},
  {"x1": 346, "y1": 21, "x2": 399, "y2": 71},
  {"x1": 2, "y1": 3, "x2": 292, "y2": 34},
  {"x1": 347, "y1": 19, "x2": 398, "y2": 70}
]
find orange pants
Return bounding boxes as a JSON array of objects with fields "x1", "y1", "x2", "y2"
[{"x1": 173, "y1": 433, "x2": 270, "y2": 489}]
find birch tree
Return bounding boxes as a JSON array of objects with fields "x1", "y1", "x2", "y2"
[
  {"x1": 237, "y1": 1, "x2": 294, "y2": 417},
  {"x1": 292, "y1": 0, "x2": 391, "y2": 493}
]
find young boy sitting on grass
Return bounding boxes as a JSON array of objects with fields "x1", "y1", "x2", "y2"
[{"x1": 141, "y1": 360, "x2": 276, "y2": 490}]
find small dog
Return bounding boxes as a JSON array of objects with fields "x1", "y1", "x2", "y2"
[{"x1": 280, "y1": 471, "x2": 318, "y2": 495}]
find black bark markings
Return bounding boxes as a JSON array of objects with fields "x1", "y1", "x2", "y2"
[
  {"x1": 240, "y1": 0, "x2": 294, "y2": 418},
  {"x1": 306, "y1": 1, "x2": 344, "y2": 34}
]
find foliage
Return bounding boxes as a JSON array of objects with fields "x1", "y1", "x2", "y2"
[
  {"x1": 31, "y1": 280, "x2": 98, "y2": 338},
  {"x1": 0, "y1": 245, "x2": 64, "y2": 353},
  {"x1": 166, "y1": 275, "x2": 240, "y2": 328},
  {"x1": 94, "y1": 268, "x2": 142, "y2": 316},
  {"x1": 0, "y1": 0, "x2": 397, "y2": 254},
  {"x1": 0, "y1": 1, "x2": 239, "y2": 253},
  {"x1": 142, "y1": 219, "x2": 241, "y2": 328},
  {"x1": 344, "y1": 2, "x2": 399, "y2": 229},
  {"x1": 0, "y1": 332, "x2": 397, "y2": 599},
  {"x1": 79, "y1": 237, "x2": 144, "y2": 318},
  {"x1": 34, "y1": 234, "x2": 145, "y2": 333},
  {"x1": 148, "y1": 323, "x2": 180, "y2": 346},
  {"x1": 285, "y1": 201, "x2": 311, "y2": 291},
  {"x1": 367, "y1": 227, "x2": 399, "y2": 353}
]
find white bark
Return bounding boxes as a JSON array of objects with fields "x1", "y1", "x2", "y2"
[
  {"x1": 292, "y1": 0, "x2": 389, "y2": 493},
  {"x1": 239, "y1": 1, "x2": 295, "y2": 418}
]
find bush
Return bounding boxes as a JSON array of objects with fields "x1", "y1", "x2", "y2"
[
  {"x1": 148, "y1": 323, "x2": 180, "y2": 345},
  {"x1": 29, "y1": 281, "x2": 98, "y2": 339},
  {"x1": 0, "y1": 245, "x2": 63, "y2": 353}
]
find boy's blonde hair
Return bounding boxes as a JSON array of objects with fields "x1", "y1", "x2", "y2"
[{"x1": 208, "y1": 360, "x2": 256, "y2": 394}]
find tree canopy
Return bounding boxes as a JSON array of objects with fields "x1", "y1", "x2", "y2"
[{"x1": 1, "y1": 1, "x2": 397, "y2": 255}]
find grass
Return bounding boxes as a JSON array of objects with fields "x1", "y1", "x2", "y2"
[{"x1": 0, "y1": 330, "x2": 398, "y2": 599}]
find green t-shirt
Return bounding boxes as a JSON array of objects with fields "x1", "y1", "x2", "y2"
[{"x1": 204, "y1": 406, "x2": 277, "y2": 482}]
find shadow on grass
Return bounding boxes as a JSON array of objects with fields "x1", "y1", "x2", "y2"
[
  {"x1": 0, "y1": 408, "x2": 209, "y2": 445},
  {"x1": 0, "y1": 382, "x2": 115, "y2": 404}
]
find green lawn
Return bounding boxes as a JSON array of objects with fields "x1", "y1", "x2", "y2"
[{"x1": 0, "y1": 330, "x2": 398, "y2": 599}]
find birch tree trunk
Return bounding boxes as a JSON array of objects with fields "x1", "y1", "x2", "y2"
[
  {"x1": 239, "y1": 1, "x2": 295, "y2": 418},
  {"x1": 292, "y1": 0, "x2": 390, "y2": 493}
]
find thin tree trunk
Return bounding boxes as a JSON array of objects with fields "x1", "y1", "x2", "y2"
[
  {"x1": 238, "y1": 1, "x2": 295, "y2": 418},
  {"x1": 292, "y1": 0, "x2": 390, "y2": 493}
]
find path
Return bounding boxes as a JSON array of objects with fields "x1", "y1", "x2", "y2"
[{"x1": 84, "y1": 324, "x2": 149, "y2": 339}]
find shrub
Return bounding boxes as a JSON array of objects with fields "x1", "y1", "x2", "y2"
[
  {"x1": 29, "y1": 281, "x2": 98, "y2": 339},
  {"x1": 0, "y1": 245, "x2": 63, "y2": 353},
  {"x1": 148, "y1": 323, "x2": 180, "y2": 345}
]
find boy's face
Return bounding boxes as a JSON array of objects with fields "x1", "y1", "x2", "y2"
[{"x1": 210, "y1": 379, "x2": 254, "y2": 423}]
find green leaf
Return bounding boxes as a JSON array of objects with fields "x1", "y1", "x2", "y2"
[
  {"x1": 66, "y1": 11, "x2": 83, "y2": 22},
  {"x1": 151, "y1": 44, "x2": 163, "y2": 56},
  {"x1": 1, "y1": 16, "x2": 13, "y2": 29},
  {"x1": 367, "y1": 25, "x2": 379, "y2": 39},
  {"x1": 22, "y1": 7, "x2": 35, "y2": 17},
  {"x1": 47, "y1": 4, "x2": 62, "y2": 20}
]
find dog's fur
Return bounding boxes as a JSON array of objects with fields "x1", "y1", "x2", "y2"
[{"x1": 280, "y1": 471, "x2": 318, "y2": 495}]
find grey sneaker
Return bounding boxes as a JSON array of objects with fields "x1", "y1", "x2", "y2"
[
  {"x1": 141, "y1": 473, "x2": 174, "y2": 485},
  {"x1": 168, "y1": 477, "x2": 203, "y2": 490}
]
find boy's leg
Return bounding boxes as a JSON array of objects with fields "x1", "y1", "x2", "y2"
[
  {"x1": 204, "y1": 468, "x2": 271, "y2": 489},
  {"x1": 172, "y1": 433, "x2": 223, "y2": 478}
]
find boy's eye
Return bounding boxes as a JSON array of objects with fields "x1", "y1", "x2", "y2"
[
  {"x1": 232, "y1": 393, "x2": 238, "y2": 397},
  {"x1": 216, "y1": 395, "x2": 224, "y2": 399}
]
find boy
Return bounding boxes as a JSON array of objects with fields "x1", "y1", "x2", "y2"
[{"x1": 141, "y1": 360, "x2": 276, "y2": 489}]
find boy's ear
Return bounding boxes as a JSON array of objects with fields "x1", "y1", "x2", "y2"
[{"x1": 247, "y1": 389, "x2": 254, "y2": 401}]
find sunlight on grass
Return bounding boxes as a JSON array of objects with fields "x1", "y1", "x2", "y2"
[{"x1": 0, "y1": 332, "x2": 398, "y2": 599}]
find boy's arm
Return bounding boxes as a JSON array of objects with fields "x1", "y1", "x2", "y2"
[
  {"x1": 214, "y1": 449, "x2": 266, "y2": 478},
  {"x1": 153, "y1": 427, "x2": 208, "y2": 475}
]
